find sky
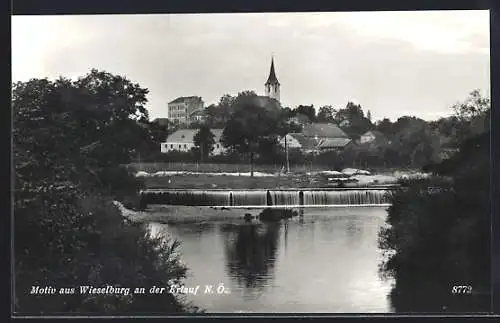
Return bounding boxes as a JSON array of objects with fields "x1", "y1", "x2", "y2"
[{"x1": 12, "y1": 10, "x2": 490, "y2": 122}]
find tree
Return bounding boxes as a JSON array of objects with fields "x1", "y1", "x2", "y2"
[
  {"x1": 430, "y1": 116, "x2": 459, "y2": 137},
  {"x1": 193, "y1": 125, "x2": 215, "y2": 162},
  {"x1": 335, "y1": 102, "x2": 373, "y2": 139},
  {"x1": 450, "y1": 89, "x2": 490, "y2": 144},
  {"x1": 376, "y1": 118, "x2": 394, "y2": 137},
  {"x1": 317, "y1": 105, "x2": 336, "y2": 123},
  {"x1": 389, "y1": 117, "x2": 440, "y2": 167},
  {"x1": 206, "y1": 103, "x2": 231, "y2": 128},
  {"x1": 219, "y1": 94, "x2": 235, "y2": 110},
  {"x1": 235, "y1": 90, "x2": 258, "y2": 99},
  {"x1": 367, "y1": 110, "x2": 372, "y2": 122},
  {"x1": 294, "y1": 105, "x2": 316, "y2": 122},
  {"x1": 205, "y1": 91, "x2": 260, "y2": 129},
  {"x1": 13, "y1": 70, "x2": 152, "y2": 189},
  {"x1": 452, "y1": 89, "x2": 490, "y2": 122},
  {"x1": 13, "y1": 70, "x2": 197, "y2": 314},
  {"x1": 335, "y1": 101, "x2": 364, "y2": 121},
  {"x1": 222, "y1": 95, "x2": 286, "y2": 176},
  {"x1": 140, "y1": 120, "x2": 170, "y2": 158},
  {"x1": 282, "y1": 107, "x2": 294, "y2": 118}
]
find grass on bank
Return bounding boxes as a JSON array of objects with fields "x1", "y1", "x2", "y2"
[
  {"x1": 127, "y1": 162, "x2": 421, "y2": 175},
  {"x1": 140, "y1": 173, "x2": 400, "y2": 190}
]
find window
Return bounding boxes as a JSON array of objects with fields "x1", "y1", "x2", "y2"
[
  {"x1": 170, "y1": 144, "x2": 173, "y2": 149},
  {"x1": 179, "y1": 145, "x2": 181, "y2": 149},
  {"x1": 217, "y1": 144, "x2": 220, "y2": 148},
  {"x1": 184, "y1": 144, "x2": 187, "y2": 148}
]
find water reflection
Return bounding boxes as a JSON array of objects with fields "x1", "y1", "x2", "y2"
[
  {"x1": 345, "y1": 216, "x2": 363, "y2": 248},
  {"x1": 283, "y1": 220, "x2": 289, "y2": 253},
  {"x1": 222, "y1": 223, "x2": 281, "y2": 291},
  {"x1": 161, "y1": 222, "x2": 216, "y2": 238},
  {"x1": 147, "y1": 207, "x2": 393, "y2": 312}
]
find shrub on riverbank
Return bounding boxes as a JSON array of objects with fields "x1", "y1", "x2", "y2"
[
  {"x1": 15, "y1": 191, "x2": 200, "y2": 314},
  {"x1": 379, "y1": 131, "x2": 490, "y2": 312},
  {"x1": 258, "y1": 208, "x2": 299, "y2": 222}
]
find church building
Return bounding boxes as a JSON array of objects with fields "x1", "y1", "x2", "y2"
[{"x1": 265, "y1": 57, "x2": 280, "y2": 102}]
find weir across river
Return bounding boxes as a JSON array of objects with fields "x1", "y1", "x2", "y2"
[{"x1": 140, "y1": 186, "x2": 399, "y2": 208}]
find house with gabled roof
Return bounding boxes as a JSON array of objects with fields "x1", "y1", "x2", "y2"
[
  {"x1": 301, "y1": 123, "x2": 349, "y2": 139},
  {"x1": 359, "y1": 130, "x2": 388, "y2": 145},
  {"x1": 278, "y1": 122, "x2": 352, "y2": 154},
  {"x1": 188, "y1": 108, "x2": 208, "y2": 124}
]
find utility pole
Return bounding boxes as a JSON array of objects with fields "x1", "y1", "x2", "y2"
[
  {"x1": 313, "y1": 136, "x2": 319, "y2": 168},
  {"x1": 285, "y1": 134, "x2": 290, "y2": 174}
]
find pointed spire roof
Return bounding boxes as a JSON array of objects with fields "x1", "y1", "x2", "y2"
[{"x1": 265, "y1": 56, "x2": 280, "y2": 85}]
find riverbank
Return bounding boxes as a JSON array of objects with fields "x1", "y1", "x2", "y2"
[
  {"x1": 113, "y1": 201, "x2": 392, "y2": 225},
  {"x1": 138, "y1": 169, "x2": 429, "y2": 189},
  {"x1": 114, "y1": 201, "x2": 262, "y2": 224}
]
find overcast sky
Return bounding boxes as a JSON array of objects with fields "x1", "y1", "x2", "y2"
[{"x1": 12, "y1": 10, "x2": 490, "y2": 122}]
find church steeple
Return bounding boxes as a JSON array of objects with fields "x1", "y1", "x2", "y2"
[
  {"x1": 265, "y1": 56, "x2": 280, "y2": 101},
  {"x1": 266, "y1": 56, "x2": 280, "y2": 85}
]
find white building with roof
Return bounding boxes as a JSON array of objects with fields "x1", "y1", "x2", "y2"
[{"x1": 161, "y1": 128, "x2": 227, "y2": 155}]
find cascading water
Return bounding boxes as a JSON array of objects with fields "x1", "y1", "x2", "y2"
[
  {"x1": 270, "y1": 190, "x2": 300, "y2": 206},
  {"x1": 232, "y1": 190, "x2": 268, "y2": 206},
  {"x1": 303, "y1": 190, "x2": 388, "y2": 206},
  {"x1": 141, "y1": 189, "x2": 393, "y2": 207}
]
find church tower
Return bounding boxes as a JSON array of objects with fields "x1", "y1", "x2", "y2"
[{"x1": 265, "y1": 56, "x2": 280, "y2": 102}]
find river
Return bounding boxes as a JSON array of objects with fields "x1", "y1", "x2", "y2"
[{"x1": 147, "y1": 206, "x2": 394, "y2": 313}]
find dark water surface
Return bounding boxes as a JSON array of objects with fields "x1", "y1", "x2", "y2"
[{"x1": 148, "y1": 207, "x2": 394, "y2": 313}]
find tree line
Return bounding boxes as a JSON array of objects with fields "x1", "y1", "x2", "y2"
[{"x1": 147, "y1": 89, "x2": 490, "y2": 172}]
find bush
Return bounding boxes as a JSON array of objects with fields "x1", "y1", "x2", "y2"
[
  {"x1": 378, "y1": 132, "x2": 490, "y2": 312},
  {"x1": 15, "y1": 191, "x2": 200, "y2": 314},
  {"x1": 209, "y1": 151, "x2": 246, "y2": 164},
  {"x1": 142, "y1": 151, "x2": 196, "y2": 163},
  {"x1": 258, "y1": 208, "x2": 298, "y2": 222}
]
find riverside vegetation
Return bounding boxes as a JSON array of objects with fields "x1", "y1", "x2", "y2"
[
  {"x1": 13, "y1": 70, "x2": 202, "y2": 314},
  {"x1": 379, "y1": 91, "x2": 491, "y2": 312}
]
